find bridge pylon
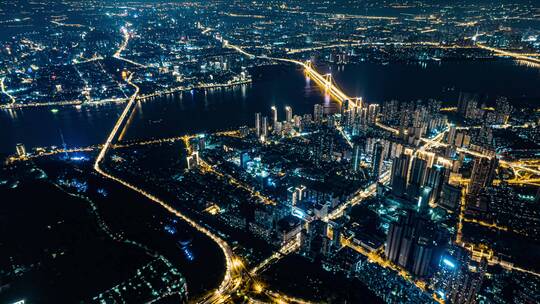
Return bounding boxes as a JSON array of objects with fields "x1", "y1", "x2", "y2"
[{"x1": 324, "y1": 73, "x2": 332, "y2": 91}]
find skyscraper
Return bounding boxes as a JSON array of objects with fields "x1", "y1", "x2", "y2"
[
  {"x1": 385, "y1": 212, "x2": 413, "y2": 263},
  {"x1": 408, "y1": 157, "x2": 428, "y2": 198},
  {"x1": 386, "y1": 211, "x2": 438, "y2": 277},
  {"x1": 312, "y1": 126, "x2": 334, "y2": 166},
  {"x1": 197, "y1": 136, "x2": 206, "y2": 151},
  {"x1": 240, "y1": 152, "x2": 250, "y2": 169},
  {"x1": 262, "y1": 116, "x2": 268, "y2": 138},
  {"x1": 447, "y1": 257, "x2": 487, "y2": 304},
  {"x1": 352, "y1": 144, "x2": 361, "y2": 172},
  {"x1": 271, "y1": 106, "x2": 278, "y2": 127},
  {"x1": 287, "y1": 185, "x2": 307, "y2": 207},
  {"x1": 255, "y1": 112, "x2": 261, "y2": 137},
  {"x1": 417, "y1": 186, "x2": 432, "y2": 214},
  {"x1": 440, "y1": 183, "x2": 462, "y2": 210},
  {"x1": 391, "y1": 154, "x2": 411, "y2": 197},
  {"x1": 301, "y1": 219, "x2": 329, "y2": 260},
  {"x1": 367, "y1": 103, "x2": 379, "y2": 125},
  {"x1": 186, "y1": 152, "x2": 199, "y2": 170},
  {"x1": 447, "y1": 124, "x2": 457, "y2": 146},
  {"x1": 425, "y1": 165, "x2": 449, "y2": 203},
  {"x1": 457, "y1": 92, "x2": 478, "y2": 116},
  {"x1": 314, "y1": 104, "x2": 323, "y2": 123},
  {"x1": 468, "y1": 156, "x2": 498, "y2": 197},
  {"x1": 412, "y1": 236, "x2": 434, "y2": 277},
  {"x1": 15, "y1": 143, "x2": 26, "y2": 157},
  {"x1": 285, "y1": 106, "x2": 293, "y2": 122},
  {"x1": 329, "y1": 219, "x2": 344, "y2": 252},
  {"x1": 476, "y1": 123, "x2": 493, "y2": 147},
  {"x1": 495, "y1": 96, "x2": 512, "y2": 125},
  {"x1": 372, "y1": 142, "x2": 383, "y2": 179}
]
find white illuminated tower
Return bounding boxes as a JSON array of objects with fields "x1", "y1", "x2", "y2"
[
  {"x1": 255, "y1": 112, "x2": 261, "y2": 137},
  {"x1": 15, "y1": 143, "x2": 26, "y2": 157},
  {"x1": 262, "y1": 116, "x2": 268, "y2": 138},
  {"x1": 271, "y1": 106, "x2": 278, "y2": 127},
  {"x1": 285, "y1": 106, "x2": 292, "y2": 122}
]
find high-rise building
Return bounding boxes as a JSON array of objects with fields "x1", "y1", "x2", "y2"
[
  {"x1": 329, "y1": 218, "x2": 345, "y2": 252},
  {"x1": 408, "y1": 157, "x2": 428, "y2": 198},
  {"x1": 240, "y1": 152, "x2": 250, "y2": 169},
  {"x1": 352, "y1": 144, "x2": 361, "y2": 172},
  {"x1": 271, "y1": 106, "x2": 278, "y2": 127},
  {"x1": 468, "y1": 157, "x2": 498, "y2": 197},
  {"x1": 186, "y1": 152, "x2": 199, "y2": 170},
  {"x1": 447, "y1": 258, "x2": 487, "y2": 304},
  {"x1": 342, "y1": 107, "x2": 355, "y2": 127},
  {"x1": 262, "y1": 116, "x2": 268, "y2": 138},
  {"x1": 477, "y1": 124, "x2": 494, "y2": 147},
  {"x1": 287, "y1": 187, "x2": 297, "y2": 206},
  {"x1": 287, "y1": 185, "x2": 307, "y2": 207},
  {"x1": 314, "y1": 104, "x2": 323, "y2": 123},
  {"x1": 397, "y1": 233, "x2": 414, "y2": 268},
  {"x1": 385, "y1": 210, "x2": 438, "y2": 277},
  {"x1": 367, "y1": 103, "x2": 379, "y2": 125},
  {"x1": 313, "y1": 202, "x2": 328, "y2": 220},
  {"x1": 296, "y1": 185, "x2": 307, "y2": 202},
  {"x1": 417, "y1": 186, "x2": 432, "y2": 214},
  {"x1": 301, "y1": 219, "x2": 329, "y2": 260},
  {"x1": 447, "y1": 124, "x2": 457, "y2": 146},
  {"x1": 495, "y1": 96, "x2": 512, "y2": 125},
  {"x1": 385, "y1": 212, "x2": 411, "y2": 262},
  {"x1": 250, "y1": 205, "x2": 274, "y2": 242},
  {"x1": 391, "y1": 154, "x2": 411, "y2": 197},
  {"x1": 454, "y1": 132, "x2": 471, "y2": 148},
  {"x1": 412, "y1": 236, "x2": 434, "y2": 277},
  {"x1": 390, "y1": 142, "x2": 404, "y2": 159},
  {"x1": 425, "y1": 165, "x2": 449, "y2": 204},
  {"x1": 465, "y1": 100, "x2": 479, "y2": 120},
  {"x1": 440, "y1": 183, "x2": 462, "y2": 210},
  {"x1": 274, "y1": 121, "x2": 282, "y2": 135},
  {"x1": 356, "y1": 107, "x2": 369, "y2": 132},
  {"x1": 386, "y1": 211, "x2": 417, "y2": 263},
  {"x1": 239, "y1": 126, "x2": 250, "y2": 137},
  {"x1": 285, "y1": 106, "x2": 293, "y2": 122},
  {"x1": 381, "y1": 99, "x2": 399, "y2": 124},
  {"x1": 457, "y1": 92, "x2": 467, "y2": 115},
  {"x1": 197, "y1": 136, "x2": 206, "y2": 151},
  {"x1": 312, "y1": 126, "x2": 334, "y2": 166},
  {"x1": 15, "y1": 143, "x2": 26, "y2": 157},
  {"x1": 255, "y1": 112, "x2": 261, "y2": 137},
  {"x1": 293, "y1": 115, "x2": 302, "y2": 129},
  {"x1": 457, "y1": 92, "x2": 478, "y2": 117},
  {"x1": 372, "y1": 142, "x2": 383, "y2": 179}
]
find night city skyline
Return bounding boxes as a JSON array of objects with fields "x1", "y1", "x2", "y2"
[{"x1": 1, "y1": 1, "x2": 540, "y2": 304}]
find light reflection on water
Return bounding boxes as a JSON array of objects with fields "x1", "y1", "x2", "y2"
[{"x1": 1, "y1": 60, "x2": 539, "y2": 154}]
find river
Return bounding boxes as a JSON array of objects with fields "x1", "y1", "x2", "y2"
[{"x1": 1, "y1": 59, "x2": 539, "y2": 155}]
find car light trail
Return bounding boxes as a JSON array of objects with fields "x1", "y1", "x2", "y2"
[
  {"x1": 92, "y1": 74, "x2": 241, "y2": 303},
  {"x1": 1, "y1": 77, "x2": 16, "y2": 104}
]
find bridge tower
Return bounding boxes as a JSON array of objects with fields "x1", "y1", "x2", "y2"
[{"x1": 324, "y1": 73, "x2": 332, "y2": 91}]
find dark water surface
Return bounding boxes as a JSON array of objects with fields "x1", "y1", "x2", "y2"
[{"x1": 1, "y1": 60, "x2": 539, "y2": 154}]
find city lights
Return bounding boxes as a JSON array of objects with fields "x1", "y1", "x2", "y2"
[{"x1": 2, "y1": 1, "x2": 540, "y2": 303}]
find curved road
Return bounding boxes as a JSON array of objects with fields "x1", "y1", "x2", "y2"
[{"x1": 93, "y1": 74, "x2": 240, "y2": 303}]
